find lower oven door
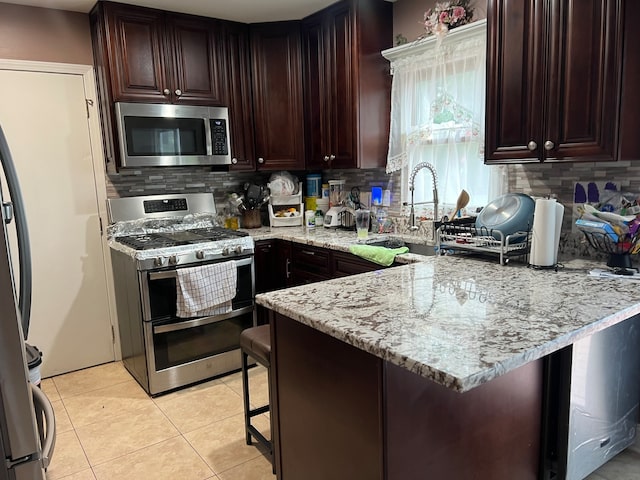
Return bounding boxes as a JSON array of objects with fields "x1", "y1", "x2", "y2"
[{"x1": 141, "y1": 256, "x2": 256, "y2": 395}]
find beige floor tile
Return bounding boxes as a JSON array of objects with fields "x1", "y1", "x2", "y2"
[
  {"x1": 217, "y1": 455, "x2": 275, "y2": 480},
  {"x1": 62, "y1": 378, "x2": 153, "y2": 428},
  {"x1": 154, "y1": 381, "x2": 243, "y2": 433},
  {"x1": 222, "y1": 367, "x2": 269, "y2": 410},
  {"x1": 53, "y1": 362, "x2": 132, "y2": 398},
  {"x1": 92, "y1": 436, "x2": 213, "y2": 480},
  {"x1": 75, "y1": 403, "x2": 179, "y2": 466},
  {"x1": 53, "y1": 468, "x2": 97, "y2": 480},
  {"x1": 45, "y1": 430, "x2": 90, "y2": 480},
  {"x1": 185, "y1": 412, "x2": 271, "y2": 474},
  {"x1": 586, "y1": 449, "x2": 640, "y2": 480},
  {"x1": 51, "y1": 399, "x2": 73, "y2": 434},
  {"x1": 41, "y1": 378, "x2": 61, "y2": 402}
]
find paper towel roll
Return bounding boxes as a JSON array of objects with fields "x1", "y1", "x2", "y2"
[
  {"x1": 553, "y1": 202, "x2": 565, "y2": 264},
  {"x1": 530, "y1": 198, "x2": 563, "y2": 267}
]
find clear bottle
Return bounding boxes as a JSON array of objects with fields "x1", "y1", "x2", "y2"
[{"x1": 314, "y1": 209, "x2": 324, "y2": 227}]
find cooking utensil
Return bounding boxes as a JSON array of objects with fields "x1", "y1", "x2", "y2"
[
  {"x1": 350, "y1": 187, "x2": 361, "y2": 210},
  {"x1": 474, "y1": 193, "x2": 535, "y2": 240},
  {"x1": 454, "y1": 190, "x2": 470, "y2": 218}
]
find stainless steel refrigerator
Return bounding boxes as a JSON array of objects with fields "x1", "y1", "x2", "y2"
[{"x1": 0, "y1": 123, "x2": 55, "y2": 479}]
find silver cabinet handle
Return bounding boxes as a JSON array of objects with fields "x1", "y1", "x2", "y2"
[
  {"x1": 527, "y1": 141, "x2": 537, "y2": 151},
  {"x1": 258, "y1": 157, "x2": 265, "y2": 164},
  {"x1": 329, "y1": 154, "x2": 336, "y2": 160},
  {"x1": 544, "y1": 140, "x2": 554, "y2": 151},
  {"x1": 231, "y1": 157, "x2": 238, "y2": 164},
  {"x1": 163, "y1": 88, "x2": 171, "y2": 96},
  {"x1": 301, "y1": 250, "x2": 315, "y2": 256},
  {"x1": 174, "y1": 89, "x2": 182, "y2": 96},
  {"x1": 285, "y1": 258, "x2": 291, "y2": 279},
  {"x1": 323, "y1": 155, "x2": 329, "y2": 162}
]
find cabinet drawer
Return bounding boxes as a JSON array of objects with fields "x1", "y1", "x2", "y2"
[
  {"x1": 332, "y1": 251, "x2": 380, "y2": 277},
  {"x1": 291, "y1": 244, "x2": 331, "y2": 280}
]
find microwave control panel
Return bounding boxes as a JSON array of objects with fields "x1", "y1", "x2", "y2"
[{"x1": 210, "y1": 119, "x2": 228, "y2": 155}]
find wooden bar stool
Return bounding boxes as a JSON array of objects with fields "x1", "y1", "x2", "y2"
[{"x1": 240, "y1": 324, "x2": 274, "y2": 470}]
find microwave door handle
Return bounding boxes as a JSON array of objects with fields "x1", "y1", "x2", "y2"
[{"x1": 204, "y1": 117, "x2": 212, "y2": 156}]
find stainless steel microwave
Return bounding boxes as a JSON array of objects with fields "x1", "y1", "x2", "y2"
[{"x1": 114, "y1": 102, "x2": 231, "y2": 168}]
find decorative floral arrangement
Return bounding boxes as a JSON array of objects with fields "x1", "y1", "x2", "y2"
[{"x1": 422, "y1": 1, "x2": 474, "y2": 40}]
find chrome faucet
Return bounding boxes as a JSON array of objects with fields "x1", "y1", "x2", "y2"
[{"x1": 408, "y1": 162, "x2": 439, "y2": 231}]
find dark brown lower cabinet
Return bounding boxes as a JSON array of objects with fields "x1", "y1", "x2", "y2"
[{"x1": 269, "y1": 312, "x2": 543, "y2": 480}]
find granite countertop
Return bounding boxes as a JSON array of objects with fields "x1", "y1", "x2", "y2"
[
  {"x1": 242, "y1": 225, "x2": 432, "y2": 264},
  {"x1": 255, "y1": 255, "x2": 640, "y2": 393}
]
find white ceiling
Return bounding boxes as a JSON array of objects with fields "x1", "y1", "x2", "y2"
[{"x1": 0, "y1": 0, "x2": 363, "y2": 22}]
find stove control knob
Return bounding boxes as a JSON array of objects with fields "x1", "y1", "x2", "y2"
[
  {"x1": 235, "y1": 245, "x2": 243, "y2": 254},
  {"x1": 168, "y1": 255, "x2": 178, "y2": 265},
  {"x1": 222, "y1": 247, "x2": 231, "y2": 256},
  {"x1": 154, "y1": 257, "x2": 165, "y2": 267},
  {"x1": 196, "y1": 251, "x2": 205, "y2": 260}
]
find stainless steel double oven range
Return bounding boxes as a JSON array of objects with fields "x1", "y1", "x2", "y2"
[{"x1": 107, "y1": 193, "x2": 255, "y2": 396}]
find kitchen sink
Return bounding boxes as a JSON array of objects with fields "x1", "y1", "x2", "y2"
[{"x1": 366, "y1": 239, "x2": 436, "y2": 257}]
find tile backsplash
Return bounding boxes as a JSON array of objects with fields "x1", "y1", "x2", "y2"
[{"x1": 106, "y1": 158, "x2": 640, "y2": 261}]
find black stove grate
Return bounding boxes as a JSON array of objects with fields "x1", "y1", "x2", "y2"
[{"x1": 115, "y1": 227, "x2": 249, "y2": 250}]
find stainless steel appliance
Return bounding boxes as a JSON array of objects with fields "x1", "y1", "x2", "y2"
[
  {"x1": 542, "y1": 315, "x2": 640, "y2": 479},
  {"x1": 115, "y1": 102, "x2": 231, "y2": 168},
  {"x1": 107, "y1": 194, "x2": 256, "y2": 396},
  {"x1": 0, "y1": 124, "x2": 55, "y2": 479}
]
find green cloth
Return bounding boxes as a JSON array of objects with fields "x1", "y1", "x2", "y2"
[{"x1": 348, "y1": 245, "x2": 409, "y2": 267}]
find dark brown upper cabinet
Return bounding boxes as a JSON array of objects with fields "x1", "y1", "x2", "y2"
[
  {"x1": 249, "y1": 22, "x2": 305, "y2": 171},
  {"x1": 222, "y1": 21, "x2": 256, "y2": 171},
  {"x1": 485, "y1": 0, "x2": 624, "y2": 164},
  {"x1": 91, "y1": 1, "x2": 225, "y2": 106},
  {"x1": 302, "y1": 0, "x2": 393, "y2": 170}
]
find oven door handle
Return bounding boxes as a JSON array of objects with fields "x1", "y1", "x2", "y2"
[
  {"x1": 153, "y1": 305, "x2": 254, "y2": 334},
  {"x1": 148, "y1": 256, "x2": 253, "y2": 281}
]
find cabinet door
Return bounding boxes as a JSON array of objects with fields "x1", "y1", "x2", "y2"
[
  {"x1": 302, "y1": 0, "x2": 391, "y2": 170},
  {"x1": 325, "y1": 4, "x2": 356, "y2": 169},
  {"x1": 250, "y1": 22, "x2": 305, "y2": 171},
  {"x1": 486, "y1": 0, "x2": 623, "y2": 164},
  {"x1": 302, "y1": 13, "x2": 330, "y2": 169},
  {"x1": 485, "y1": 0, "x2": 545, "y2": 163},
  {"x1": 254, "y1": 240, "x2": 284, "y2": 294},
  {"x1": 168, "y1": 14, "x2": 225, "y2": 106},
  {"x1": 278, "y1": 241, "x2": 294, "y2": 288},
  {"x1": 104, "y1": 2, "x2": 170, "y2": 103},
  {"x1": 224, "y1": 21, "x2": 256, "y2": 170},
  {"x1": 543, "y1": 0, "x2": 622, "y2": 163}
]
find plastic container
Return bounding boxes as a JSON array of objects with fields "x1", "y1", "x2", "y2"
[
  {"x1": 322, "y1": 183, "x2": 330, "y2": 199},
  {"x1": 306, "y1": 174, "x2": 322, "y2": 198},
  {"x1": 305, "y1": 196, "x2": 317, "y2": 212},
  {"x1": 305, "y1": 210, "x2": 316, "y2": 229},
  {"x1": 26, "y1": 343, "x2": 42, "y2": 386},
  {"x1": 316, "y1": 198, "x2": 329, "y2": 214}
]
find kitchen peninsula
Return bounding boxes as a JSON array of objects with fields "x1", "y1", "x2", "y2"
[{"x1": 255, "y1": 252, "x2": 640, "y2": 479}]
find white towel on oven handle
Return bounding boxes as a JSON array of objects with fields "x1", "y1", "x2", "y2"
[{"x1": 176, "y1": 261, "x2": 237, "y2": 318}]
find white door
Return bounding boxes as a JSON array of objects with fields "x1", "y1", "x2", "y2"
[{"x1": 0, "y1": 65, "x2": 115, "y2": 377}]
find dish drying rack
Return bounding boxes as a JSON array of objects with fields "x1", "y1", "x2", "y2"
[
  {"x1": 579, "y1": 230, "x2": 638, "y2": 275},
  {"x1": 437, "y1": 223, "x2": 532, "y2": 265}
]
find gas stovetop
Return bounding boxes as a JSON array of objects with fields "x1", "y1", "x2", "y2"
[{"x1": 115, "y1": 227, "x2": 249, "y2": 250}]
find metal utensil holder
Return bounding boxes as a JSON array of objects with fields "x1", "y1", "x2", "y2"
[{"x1": 437, "y1": 223, "x2": 532, "y2": 265}]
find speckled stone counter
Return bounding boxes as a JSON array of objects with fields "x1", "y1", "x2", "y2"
[
  {"x1": 256, "y1": 255, "x2": 640, "y2": 392},
  {"x1": 243, "y1": 225, "x2": 432, "y2": 264}
]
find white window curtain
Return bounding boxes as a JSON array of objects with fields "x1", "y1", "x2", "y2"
[{"x1": 385, "y1": 20, "x2": 505, "y2": 219}]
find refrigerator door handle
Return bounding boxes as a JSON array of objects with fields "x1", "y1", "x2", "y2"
[{"x1": 31, "y1": 384, "x2": 55, "y2": 469}]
